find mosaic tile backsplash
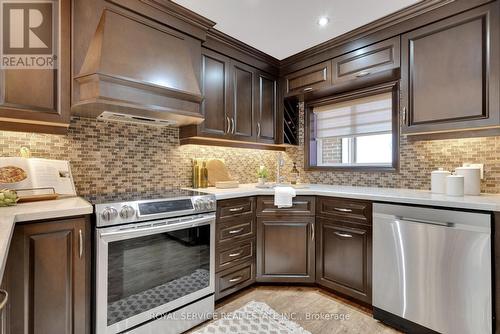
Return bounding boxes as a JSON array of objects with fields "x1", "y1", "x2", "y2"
[{"x1": 1, "y1": 111, "x2": 500, "y2": 197}]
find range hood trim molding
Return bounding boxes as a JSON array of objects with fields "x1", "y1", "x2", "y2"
[{"x1": 75, "y1": 72, "x2": 204, "y2": 104}]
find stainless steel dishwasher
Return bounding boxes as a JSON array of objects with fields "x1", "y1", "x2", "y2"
[{"x1": 373, "y1": 203, "x2": 492, "y2": 334}]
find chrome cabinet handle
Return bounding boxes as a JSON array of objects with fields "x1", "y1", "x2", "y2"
[
  {"x1": 228, "y1": 228, "x2": 244, "y2": 234},
  {"x1": 311, "y1": 223, "x2": 315, "y2": 241},
  {"x1": 257, "y1": 122, "x2": 261, "y2": 138},
  {"x1": 0, "y1": 289, "x2": 8, "y2": 311},
  {"x1": 79, "y1": 229, "x2": 83, "y2": 259},
  {"x1": 355, "y1": 71, "x2": 370, "y2": 77},
  {"x1": 334, "y1": 232, "x2": 353, "y2": 238},
  {"x1": 229, "y1": 276, "x2": 243, "y2": 283},
  {"x1": 231, "y1": 118, "x2": 235, "y2": 134},
  {"x1": 303, "y1": 87, "x2": 313, "y2": 92},
  {"x1": 229, "y1": 207, "x2": 244, "y2": 212},
  {"x1": 228, "y1": 251, "x2": 242, "y2": 257},
  {"x1": 334, "y1": 208, "x2": 352, "y2": 213},
  {"x1": 401, "y1": 107, "x2": 407, "y2": 124},
  {"x1": 226, "y1": 116, "x2": 231, "y2": 134}
]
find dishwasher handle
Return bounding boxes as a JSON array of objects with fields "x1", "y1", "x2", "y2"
[{"x1": 397, "y1": 216, "x2": 454, "y2": 227}]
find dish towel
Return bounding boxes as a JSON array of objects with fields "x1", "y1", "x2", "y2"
[{"x1": 274, "y1": 186, "x2": 296, "y2": 208}]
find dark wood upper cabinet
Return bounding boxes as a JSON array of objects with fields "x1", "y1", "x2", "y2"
[
  {"x1": 285, "y1": 61, "x2": 332, "y2": 96},
  {"x1": 200, "y1": 50, "x2": 230, "y2": 137},
  {"x1": 256, "y1": 216, "x2": 315, "y2": 283},
  {"x1": 401, "y1": 2, "x2": 499, "y2": 136},
  {"x1": 332, "y1": 37, "x2": 400, "y2": 85},
  {"x1": 0, "y1": 0, "x2": 71, "y2": 134},
  {"x1": 180, "y1": 49, "x2": 280, "y2": 148},
  {"x1": 2, "y1": 217, "x2": 90, "y2": 334},
  {"x1": 231, "y1": 61, "x2": 255, "y2": 140},
  {"x1": 256, "y1": 72, "x2": 278, "y2": 143}
]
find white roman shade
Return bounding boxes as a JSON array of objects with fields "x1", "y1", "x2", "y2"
[{"x1": 313, "y1": 92, "x2": 393, "y2": 139}]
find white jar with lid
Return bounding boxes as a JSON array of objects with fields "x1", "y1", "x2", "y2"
[
  {"x1": 455, "y1": 166, "x2": 481, "y2": 196},
  {"x1": 446, "y1": 175, "x2": 465, "y2": 197},
  {"x1": 431, "y1": 168, "x2": 451, "y2": 194}
]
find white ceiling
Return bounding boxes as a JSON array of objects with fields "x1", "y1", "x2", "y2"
[{"x1": 172, "y1": 0, "x2": 421, "y2": 60}]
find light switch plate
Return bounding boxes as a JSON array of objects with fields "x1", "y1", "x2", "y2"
[{"x1": 463, "y1": 163, "x2": 484, "y2": 179}]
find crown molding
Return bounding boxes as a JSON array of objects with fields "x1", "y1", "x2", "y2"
[
  {"x1": 142, "y1": 0, "x2": 216, "y2": 31},
  {"x1": 280, "y1": 0, "x2": 455, "y2": 68},
  {"x1": 206, "y1": 28, "x2": 281, "y2": 68}
]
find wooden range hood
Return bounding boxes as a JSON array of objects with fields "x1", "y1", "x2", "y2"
[{"x1": 72, "y1": 9, "x2": 204, "y2": 127}]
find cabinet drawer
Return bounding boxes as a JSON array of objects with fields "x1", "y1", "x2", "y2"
[
  {"x1": 285, "y1": 61, "x2": 332, "y2": 95},
  {"x1": 317, "y1": 197, "x2": 372, "y2": 225},
  {"x1": 256, "y1": 196, "x2": 315, "y2": 216},
  {"x1": 217, "y1": 216, "x2": 255, "y2": 244},
  {"x1": 217, "y1": 197, "x2": 255, "y2": 219},
  {"x1": 216, "y1": 238, "x2": 255, "y2": 272},
  {"x1": 215, "y1": 261, "x2": 255, "y2": 300},
  {"x1": 332, "y1": 37, "x2": 400, "y2": 84}
]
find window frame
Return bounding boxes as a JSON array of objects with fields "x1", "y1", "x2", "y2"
[{"x1": 304, "y1": 81, "x2": 400, "y2": 172}]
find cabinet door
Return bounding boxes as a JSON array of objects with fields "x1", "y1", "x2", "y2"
[
  {"x1": 200, "y1": 49, "x2": 230, "y2": 137},
  {"x1": 401, "y1": 2, "x2": 499, "y2": 135},
  {"x1": 3, "y1": 217, "x2": 90, "y2": 334},
  {"x1": 0, "y1": 0, "x2": 71, "y2": 134},
  {"x1": 255, "y1": 72, "x2": 277, "y2": 143},
  {"x1": 256, "y1": 217, "x2": 315, "y2": 283},
  {"x1": 230, "y1": 61, "x2": 255, "y2": 140},
  {"x1": 332, "y1": 37, "x2": 400, "y2": 84},
  {"x1": 285, "y1": 61, "x2": 332, "y2": 96},
  {"x1": 316, "y1": 217, "x2": 372, "y2": 303}
]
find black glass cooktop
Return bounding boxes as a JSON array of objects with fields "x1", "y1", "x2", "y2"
[{"x1": 86, "y1": 189, "x2": 210, "y2": 205}]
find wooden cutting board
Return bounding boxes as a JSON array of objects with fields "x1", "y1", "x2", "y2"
[{"x1": 206, "y1": 159, "x2": 233, "y2": 186}]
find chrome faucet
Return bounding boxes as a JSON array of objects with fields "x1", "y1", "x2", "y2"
[{"x1": 276, "y1": 152, "x2": 286, "y2": 185}]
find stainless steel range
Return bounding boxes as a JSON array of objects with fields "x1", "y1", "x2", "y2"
[{"x1": 92, "y1": 190, "x2": 216, "y2": 334}]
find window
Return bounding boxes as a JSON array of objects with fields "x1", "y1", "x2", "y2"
[{"x1": 307, "y1": 85, "x2": 398, "y2": 170}]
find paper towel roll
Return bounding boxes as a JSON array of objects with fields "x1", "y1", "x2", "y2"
[{"x1": 455, "y1": 167, "x2": 481, "y2": 196}]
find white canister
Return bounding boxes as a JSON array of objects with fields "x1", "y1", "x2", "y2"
[
  {"x1": 431, "y1": 168, "x2": 451, "y2": 194},
  {"x1": 446, "y1": 175, "x2": 464, "y2": 197},
  {"x1": 455, "y1": 167, "x2": 481, "y2": 196}
]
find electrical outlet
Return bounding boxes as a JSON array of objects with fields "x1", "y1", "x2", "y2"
[{"x1": 463, "y1": 163, "x2": 484, "y2": 179}]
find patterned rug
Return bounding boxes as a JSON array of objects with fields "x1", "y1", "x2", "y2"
[{"x1": 194, "y1": 301, "x2": 312, "y2": 334}]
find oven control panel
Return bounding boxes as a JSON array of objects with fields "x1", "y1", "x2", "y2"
[{"x1": 95, "y1": 194, "x2": 217, "y2": 227}]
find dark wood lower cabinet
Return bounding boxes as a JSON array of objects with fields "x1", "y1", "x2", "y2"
[
  {"x1": 316, "y1": 217, "x2": 372, "y2": 304},
  {"x1": 2, "y1": 216, "x2": 91, "y2": 334},
  {"x1": 256, "y1": 216, "x2": 315, "y2": 283}
]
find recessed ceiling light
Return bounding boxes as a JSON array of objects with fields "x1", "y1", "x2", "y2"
[{"x1": 318, "y1": 17, "x2": 329, "y2": 27}]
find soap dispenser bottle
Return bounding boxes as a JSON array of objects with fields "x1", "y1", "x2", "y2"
[
  {"x1": 290, "y1": 162, "x2": 300, "y2": 185},
  {"x1": 200, "y1": 161, "x2": 209, "y2": 188}
]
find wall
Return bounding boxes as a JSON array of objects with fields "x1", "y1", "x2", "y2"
[
  {"x1": 1, "y1": 109, "x2": 500, "y2": 197},
  {"x1": 286, "y1": 104, "x2": 500, "y2": 193},
  {"x1": 0, "y1": 117, "x2": 281, "y2": 198}
]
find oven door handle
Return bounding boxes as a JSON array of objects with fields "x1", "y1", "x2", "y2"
[{"x1": 99, "y1": 214, "x2": 215, "y2": 241}]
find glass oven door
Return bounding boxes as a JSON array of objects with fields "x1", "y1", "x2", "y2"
[{"x1": 95, "y1": 214, "x2": 215, "y2": 334}]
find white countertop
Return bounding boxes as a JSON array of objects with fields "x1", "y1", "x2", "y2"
[
  {"x1": 0, "y1": 197, "x2": 93, "y2": 282},
  {"x1": 195, "y1": 183, "x2": 500, "y2": 212}
]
